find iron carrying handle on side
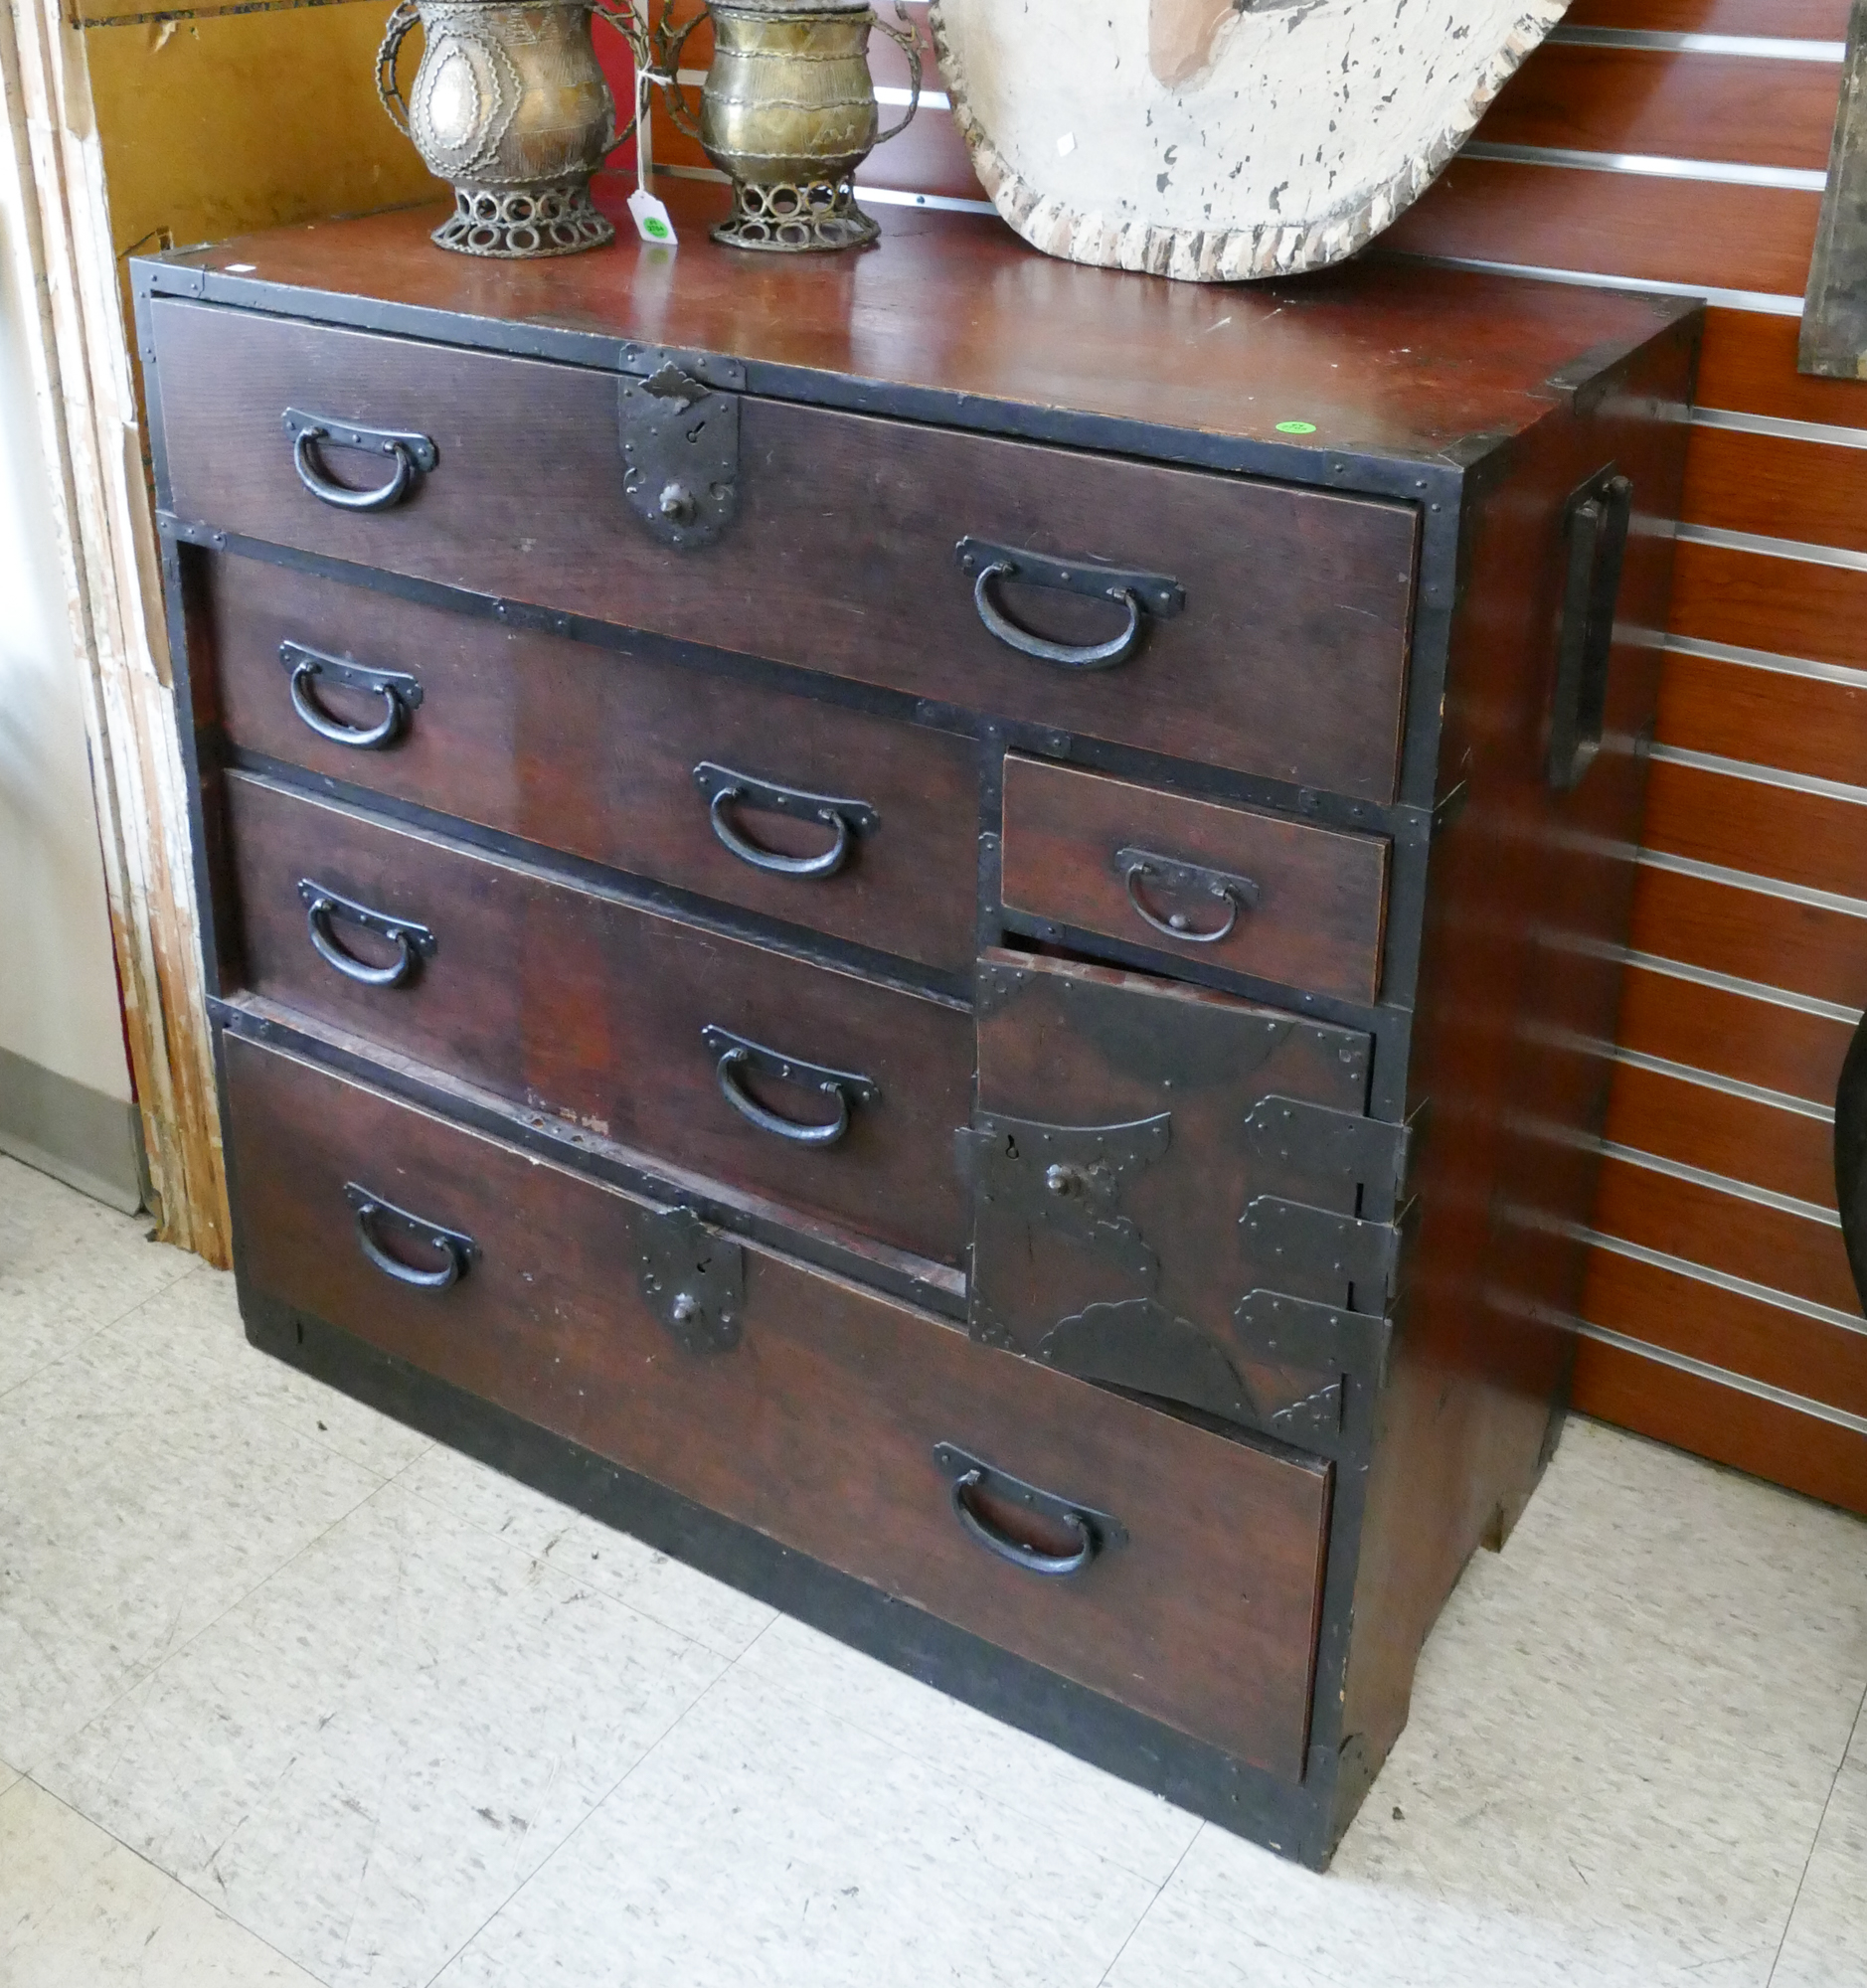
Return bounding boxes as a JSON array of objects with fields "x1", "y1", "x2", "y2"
[
  {"x1": 1115, "y1": 846, "x2": 1259, "y2": 945},
  {"x1": 1546, "y1": 466, "x2": 1634, "y2": 791},
  {"x1": 345, "y1": 1181, "x2": 475, "y2": 1289},
  {"x1": 279, "y1": 641, "x2": 424, "y2": 750},
  {"x1": 282, "y1": 409, "x2": 437, "y2": 514},
  {"x1": 954, "y1": 538, "x2": 1185, "y2": 671},
  {"x1": 701, "y1": 1024, "x2": 879, "y2": 1148},
  {"x1": 1835, "y1": 1010, "x2": 1867, "y2": 1311},
  {"x1": 933, "y1": 1442, "x2": 1127, "y2": 1578},
  {"x1": 299, "y1": 879, "x2": 437, "y2": 988},
  {"x1": 692, "y1": 761, "x2": 879, "y2": 880}
]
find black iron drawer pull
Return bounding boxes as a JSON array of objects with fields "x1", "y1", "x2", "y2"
[
  {"x1": 933, "y1": 1442, "x2": 1126, "y2": 1578},
  {"x1": 692, "y1": 761, "x2": 879, "y2": 880},
  {"x1": 298, "y1": 879, "x2": 437, "y2": 988},
  {"x1": 1115, "y1": 846, "x2": 1259, "y2": 945},
  {"x1": 282, "y1": 409, "x2": 437, "y2": 513},
  {"x1": 701, "y1": 1024, "x2": 879, "y2": 1148},
  {"x1": 279, "y1": 641, "x2": 424, "y2": 749},
  {"x1": 954, "y1": 538, "x2": 1185, "y2": 672},
  {"x1": 345, "y1": 1181, "x2": 475, "y2": 1289}
]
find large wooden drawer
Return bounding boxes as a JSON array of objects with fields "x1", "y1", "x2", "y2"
[
  {"x1": 222, "y1": 772, "x2": 972, "y2": 1266},
  {"x1": 1000, "y1": 755, "x2": 1390, "y2": 1003},
  {"x1": 153, "y1": 298, "x2": 1419, "y2": 802},
  {"x1": 224, "y1": 1031, "x2": 1333, "y2": 1780},
  {"x1": 200, "y1": 554, "x2": 981, "y2": 973}
]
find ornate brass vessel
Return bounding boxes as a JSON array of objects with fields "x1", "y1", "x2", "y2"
[
  {"x1": 378, "y1": 0, "x2": 627, "y2": 256},
  {"x1": 658, "y1": 0, "x2": 922, "y2": 251}
]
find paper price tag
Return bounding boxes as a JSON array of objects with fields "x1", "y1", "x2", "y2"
[{"x1": 628, "y1": 189, "x2": 678, "y2": 246}]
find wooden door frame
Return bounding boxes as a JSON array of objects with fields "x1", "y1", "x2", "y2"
[{"x1": 1, "y1": 0, "x2": 228, "y2": 1261}]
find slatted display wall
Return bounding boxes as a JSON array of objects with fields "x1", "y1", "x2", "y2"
[{"x1": 619, "y1": 0, "x2": 1867, "y2": 1514}]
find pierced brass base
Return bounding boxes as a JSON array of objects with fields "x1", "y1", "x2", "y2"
[
  {"x1": 710, "y1": 177, "x2": 880, "y2": 252},
  {"x1": 432, "y1": 179, "x2": 614, "y2": 258}
]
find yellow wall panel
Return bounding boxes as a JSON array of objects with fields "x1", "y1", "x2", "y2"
[{"x1": 85, "y1": 0, "x2": 438, "y2": 258}]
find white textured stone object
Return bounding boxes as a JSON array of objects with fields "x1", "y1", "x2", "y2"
[{"x1": 929, "y1": 0, "x2": 1571, "y2": 282}]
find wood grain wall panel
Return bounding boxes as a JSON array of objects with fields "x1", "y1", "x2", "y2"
[
  {"x1": 1592, "y1": 1153, "x2": 1858, "y2": 1313},
  {"x1": 1682, "y1": 425, "x2": 1867, "y2": 554},
  {"x1": 1567, "y1": 0, "x2": 1849, "y2": 33},
  {"x1": 1641, "y1": 759, "x2": 1867, "y2": 901},
  {"x1": 1604, "y1": 1060, "x2": 1836, "y2": 1206},
  {"x1": 1697, "y1": 310, "x2": 1867, "y2": 430},
  {"x1": 1614, "y1": 962, "x2": 1854, "y2": 1105},
  {"x1": 1582, "y1": 1245, "x2": 1867, "y2": 1418},
  {"x1": 1657, "y1": 650, "x2": 1867, "y2": 789},
  {"x1": 1629, "y1": 863, "x2": 1867, "y2": 1008},
  {"x1": 1382, "y1": 160, "x2": 1819, "y2": 295},
  {"x1": 1479, "y1": 47, "x2": 1839, "y2": 170},
  {"x1": 1671, "y1": 542, "x2": 1867, "y2": 671},
  {"x1": 1571, "y1": 1338, "x2": 1867, "y2": 1517}
]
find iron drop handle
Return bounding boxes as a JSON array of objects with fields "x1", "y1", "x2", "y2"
[
  {"x1": 299, "y1": 879, "x2": 436, "y2": 988},
  {"x1": 955, "y1": 537, "x2": 1185, "y2": 672},
  {"x1": 345, "y1": 1182, "x2": 474, "y2": 1289},
  {"x1": 933, "y1": 1442, "x2": 1126, "y2": 1578},
  {"x1": 1115, "y1": 846, "x2": 1259, "y2": 946},
  {"x1": 280, "y1": 641, "x2": 423, "y2": 750},
  {"x1": 693, "y1": 761, "x2": 879, "y2": 880},
  {"x1": 702, "y1": 1024, "x2": 879, "y2": 1148},
  {"x1": 282, "y1": 409, "x2": 437, "y2": 514},
  {"x1": 1835, "y1": 1009, "x2": 1867, "y2": 1311},
  {"x1": 1546, "y1": 466, "x2": 1634, "y2": 791}
]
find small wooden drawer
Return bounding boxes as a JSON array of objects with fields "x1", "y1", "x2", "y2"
[
  {"x1": 222, "y1": 772, "x2": 972, "y2": 1266},
  {"x1": 224, "y1": 1030, "x2": 1332, "y2": 1780},
  {"x1": 200, "y1": 555, "x2": 981, "y2": 974},
  {"x1": 153, "y1": 298, "x2": 1418, "y2": 803},
  {"x1": 1000, "y1": 755, "x2": 1389, "y2": 1003}
]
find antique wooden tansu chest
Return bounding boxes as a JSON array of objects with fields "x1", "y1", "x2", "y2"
[{"x1": 136, "y1": 187, "x2": 1697, "y2": 1867}]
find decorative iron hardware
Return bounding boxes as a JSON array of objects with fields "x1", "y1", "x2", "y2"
[
  {"x1": 278, "y1": 641, "x2": 423, "y2": 749},
  {"x1": 1241, "y1": 1095, "x2": 1410, "y2": 1202},
  {"x1": 1547, "y1": 464, "x2": 1633, "y2": 791},
  {"x1": 1234, "y1": 1287, "x2": 1394, "y2": 1388},
  {"x1": 956, "y1": 1110, "x2": 1171, "y2": 1288},
  {"x1": 701, "y1": 1024, "x2": 879, "y2": 1147},
  {"x1": 691, "y1": 761, "x2": 878, "y2": 879},
  {"x1": 619, "y1": 361, "x2": 740, "y2": 550},
  {"x1": 282, "y1": 409, "x2": 436, "y2": 513},
  {"x1": 1114, "y1": 846, "x2": 1259, "y2": 945},
  {"x1": 298, "y1": 880, "x2": 437, "y2": 988},
  {"x1": 344, "y1": 1181, "x2": 475, "y2": 1289},
  {"x1": 633, "y1": 1205, "x2": 746, "y2": 1354},
  {"x1": 1269, "y1": 1382, "x2": 1346, "y2": 1441},
  {"x1": 933, "y1": 1441, "x2": 1127, "y2": 1577},
  {"x1": 1240, "y1": 1195, "x2": 1403, "y2": 1312},
  {"x1": 954, "y1": 537, "x2": 1184, "y2": 670},
  {"x1": 1038, "y1": 1297, "x2": 1259, "y2": 1426}
]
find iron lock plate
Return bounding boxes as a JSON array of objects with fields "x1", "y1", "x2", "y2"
[
  {"x1": 632, "y1": 1205, "x2": 746, "y2": 1354},
  {"x1": 957, "y1": 1109, "x2": 1172, "y2": 1287},
  {"x1": 618, "y1": 361, "x2": 740, "y2": 550}
]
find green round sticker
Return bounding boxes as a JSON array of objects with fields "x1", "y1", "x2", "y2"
[
  {"x1": 1275, "y1": 419, "x2": 1317, "y2": 434},
  {"x1": 643, "y1": 217, "x2": 671, "y2": 241}
]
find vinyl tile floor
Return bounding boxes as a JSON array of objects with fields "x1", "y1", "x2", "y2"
[{"x1": 2, "y1": 1151, "x2": 1865, "y2": 1988}]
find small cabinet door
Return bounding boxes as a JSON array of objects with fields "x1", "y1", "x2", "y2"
[{"x1": 963, "y1": 949, "x2": 1402, "y2": 1445}]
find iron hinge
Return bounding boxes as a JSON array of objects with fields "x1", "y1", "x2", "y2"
[
  {"x1": 1241, "y1": 1094, "x2": 1412, "y2": 1202},
  {"x1": 1239, "y1": 1195, "x2": 1409, "y2": 1312},
  {"x1": 1233, "y1": 1287, "x2": 1394, "y2": 1388}
]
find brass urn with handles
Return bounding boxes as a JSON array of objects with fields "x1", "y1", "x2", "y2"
[
  {"x1": 654, "y1": 0, "x2": 922, "y2": 251},
  {"x1": 377, "y1": 0, "x2": 633, "y2": 256}
]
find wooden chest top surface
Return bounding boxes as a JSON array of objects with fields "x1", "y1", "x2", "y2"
[{"x1": 144, "y1": 177, "x2": 1696, "y2": 463}]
